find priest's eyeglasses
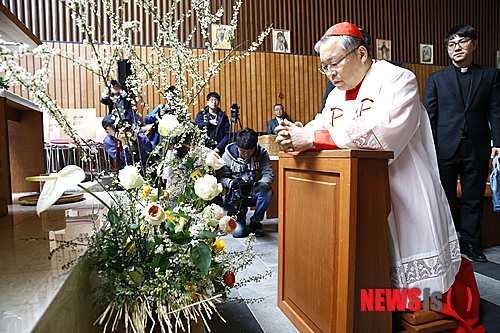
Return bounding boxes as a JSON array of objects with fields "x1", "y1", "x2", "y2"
[
  {"x1": 318, "y1": 47, "x2": 358, "y2": 74},
  {"x1": 446, "y1": 38, "x2": 472, "y2": 49}
]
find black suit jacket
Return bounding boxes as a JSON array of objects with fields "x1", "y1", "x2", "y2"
[
  {"x1": 266, "y1": 117, "x2": 292, "y2": 134},
  {"x1": 423, "y1": 64, "x2": 500, "y2": 160}
]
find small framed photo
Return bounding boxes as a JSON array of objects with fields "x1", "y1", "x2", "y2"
[
  {"x1": 420, "y1": 44, "x2": 434, "y2": 64},
  {"x1": 211, "y1": 24, "x2": 232, "y2": 49},
  {"x1": 497, "y1": 50, "x2": 500, "y2": 69},
  {"x1": 376, "y1": 39, "x2": 391, "y2": 61},
  {"x1": 273, "y1": 29, "x2": 290, "y2": 53}
]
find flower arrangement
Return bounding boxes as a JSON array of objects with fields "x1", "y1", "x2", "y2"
[{"x1": 1, "y1": 0, "x2": 273, "y2": 332}]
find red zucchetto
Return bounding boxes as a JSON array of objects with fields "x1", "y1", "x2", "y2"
[{"x1": 322, "y1": 21, "x2": 364, "y2": 40}]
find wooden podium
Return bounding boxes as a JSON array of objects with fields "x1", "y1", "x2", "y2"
[{"x1": 278, "y1": 149, "x2": 394, "y2": 333}]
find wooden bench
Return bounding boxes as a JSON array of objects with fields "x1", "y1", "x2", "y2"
[
  {"x1": 394, "y1": 310, "x2": 458, "y2": 332},
  {"x1": 456, "y1": 158, "x2": 500, "y2": 247}
]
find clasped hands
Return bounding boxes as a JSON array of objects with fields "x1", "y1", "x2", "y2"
[
  {"x1": 275, "y1": 119, "x2": 314, "y2": 152},
  {"x1": 115, "y1": 129, "x2": 137, "y2": 145}
]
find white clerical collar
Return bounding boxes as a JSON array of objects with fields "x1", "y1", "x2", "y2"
[{"x1": 461, "y1": 67, "x2": 469, "y2": 73}]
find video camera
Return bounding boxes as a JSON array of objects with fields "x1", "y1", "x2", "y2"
[
  {"x1": 230, "y1": 103, "x2": 240, "y2": 120},
  {"x1": 226, "y1": 170, "x2": 256, "y2": 216}
]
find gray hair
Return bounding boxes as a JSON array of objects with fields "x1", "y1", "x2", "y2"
[{"x1": 314, "y1": 35, "x2": 366, "y2": 53}]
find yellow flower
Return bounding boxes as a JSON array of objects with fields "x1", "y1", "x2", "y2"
[
  {"x1": 142, "y1": 185, "x2": 152, "y2": 200},
  {"x1": 211, "y1": 239, "x2": 227, "y2": 254},
  {"x1": 124, "y1": 237, "x2": 136, "y2": 253},
  {"x1": 165, "y1": 211, "x2": 175, "y2": 222},
  {"x1": 178, "y1": 217, "x2": 187, "y2": 228}
]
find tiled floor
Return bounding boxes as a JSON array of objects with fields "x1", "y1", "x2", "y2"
[
  {"x1": 217, "y1": 213, "x2": 500, "y2": 333},
  {"x1": 218, "y1": 217, "x2": 299, "y2": 333}
]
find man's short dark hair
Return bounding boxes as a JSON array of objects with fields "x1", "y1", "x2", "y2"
[
  {"x1": 444, "y1": 25, "x2": 477, "y2": 45},
  {"x1": 235, "y1": 128, "x2": 258, "y2": 150},
  {"x1": 274, "y1": 103, "x2": 283, "y2": 110},
  {"x1": 207, "y1": 92, "x2": 220, "y2": 102},
  {"x1": 110, "y1": 79, "x2": 119, "y2": 87}
]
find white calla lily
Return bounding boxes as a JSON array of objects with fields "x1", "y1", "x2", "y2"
[
  {"x1": 26, "y1": 165, "x2": 86, "y2": 215},
  {"x1": 206, "y1": 151, "x2": 225, "y2": 170}
]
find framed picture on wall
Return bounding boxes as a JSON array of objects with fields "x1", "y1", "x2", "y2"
[
  {"x1": 420, "y1": 44, "x2": 434, "y2": 64},
  {"x1": 211, "y1": 24, "x2": 232, "y2": 49},
  {"x1": 497, "y1": 50, "x2": 500, "y2": 69},
  {"x1": 376, "y1": 39, "x2": 391, "y2": 61},
  {"x1": 273, "y1": 29, "x2": 290, "y2": 53}
]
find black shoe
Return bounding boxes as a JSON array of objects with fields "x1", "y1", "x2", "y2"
[
  {"x1": 249, "y1": 219, "x2": 265, "y2": 237},
  {"x1": 460, "y1": 241, "x2": 487, "y2": 262}
]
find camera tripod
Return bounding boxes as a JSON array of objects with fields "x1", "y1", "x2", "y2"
[{"x1": 230, "y1": 115, "x2": 243, "y2": 141}]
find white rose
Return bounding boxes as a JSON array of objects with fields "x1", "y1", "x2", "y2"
[
  {"x1": 158, "y1": 114, "x2": 182, "y2": 137},
  {"x1": 219, "y1": 216, "x2": 237, "y2": 234},
  {"x1": 119, "y1": 165, "x2": 145, "y2": 190},
  {"x1": 194, "y1": 174, "x2": 222, "y2": 201},
  {"x1": 203, "y1": 204, "x2": 224, "y2": 226},
  {"x1": 206, "y1": 151, "x2": 225, "y2": 170},
  {"x1": 143, "y1": 203, "x2": 166, "y2": 226}
]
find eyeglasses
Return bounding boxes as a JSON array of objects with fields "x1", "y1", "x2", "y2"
[
  {"x1": 318, "y1": 47, "x2": 358, "y2": 74},
  {"x1": 208, "y1": 98, "x2": 220, "y2": 103},
  {"x1": 446, "y1": 38, "x2": 472, "y2": 50}
]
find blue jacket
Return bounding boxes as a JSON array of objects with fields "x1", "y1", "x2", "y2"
[
  {"x1": 194, "y1": 107, "x2": 230, "y2": 152},
  {"x1": 100, "y1": 92, "x2": 144, "y2": 126},
  {"x1": 144, "y1": 104, "x2": 167, "y2": 148},
  {"x1": 102, "y1": 129, "x2": 153, "y2": 170}
]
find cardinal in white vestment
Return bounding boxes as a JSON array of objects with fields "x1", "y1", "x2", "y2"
[
  {"x1": 277, "y1": 22, "x2": 460, "y2": 294},
  {"x1": 276, "y1": 21, "x2": 486, "y2": 332}
]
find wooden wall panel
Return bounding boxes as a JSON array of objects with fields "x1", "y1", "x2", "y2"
[
  {"x1": 8, "y1": 42, "x2": 328, "y2": 134},
  {"x1": 3, "y1": 0, "x2": 500, "y2": 67},
  {"x1": 5, "y1": 43, "x2": 446, "y2": 139}
]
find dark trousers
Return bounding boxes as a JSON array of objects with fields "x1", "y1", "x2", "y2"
[{"x1": 438, "y1": 138, "x2": 489, "y2": 245}]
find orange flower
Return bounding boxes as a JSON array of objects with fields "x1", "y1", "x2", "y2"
[
  {"x1": 223, "y1": 271, "x2": 235, "y2": 287},
  {"x1": 219, "y1": 216, "x2": 237, "y2": 234}
]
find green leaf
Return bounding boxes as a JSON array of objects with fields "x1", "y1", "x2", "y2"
[
  {"x1": 129, "y1": 224, "x2": 139, "y2": 230},
  {"x1": 177, "y1": 193, "x2": 185, "y2": 205},
  {"x1": 213, "y1": 262, "x2": 226, "y2": 275},
  {"x1": 196, "y1": 230, "x2": 217, "y2": 240},
  {"x1": 128, "y1": 267, "x2": 145, "y2": 285},
  {"x1": 185, "y1": 186, "x2": 194, "y2": 199},
  {"x1": 190, "y1": 242, "x2": 211, "y2": 274},
  {"x1": 185, "y1": 158, "x2": 194, "y2": 170},
  {"x1": 164, "y1": 221, "x2": 174, "y2": 233},
  {"x1": 170, "y1": 231, "x2": 192, "y2": 245},
  {"x1": 108, "y1": 210, "x2": 120, "y2": 225},
  {"x1": 147, "y1": 240, "x2": 156, "y2": 253},
  {"x1": 146, "y1": 253, "x2": 162, "y2": 269}
]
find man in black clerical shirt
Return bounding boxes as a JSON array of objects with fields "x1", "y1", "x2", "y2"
[{"x1": 423, "y1": 25, "x2": 500, "y2": 262}]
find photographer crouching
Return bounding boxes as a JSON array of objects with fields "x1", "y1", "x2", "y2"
[
  {"x1": 218, "y1": 128, "x2": 274, "y2": 238},
  {"x1": 102, "y1": 114, "x2": 153, "y2": 174}
]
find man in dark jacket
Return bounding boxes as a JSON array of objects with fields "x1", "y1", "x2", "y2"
[
  {"x1": 101, "y1": 114, "x2": 152, "y2": 173},
  {"x1": 218, "y1": 128, "x2": 275, "y2": 237},
  {"x1": 100, "y1": 80, "x2": 143, "y2": 126},
  {"x1": 266, "y1": 104, "x2": 292, "y2": 134},
  {"x1": 423, "y1": 24, "x2": 500, "y2": 262},
  {"x1": 194, "y1": 92, "x2": 230, "y2": 154}
]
